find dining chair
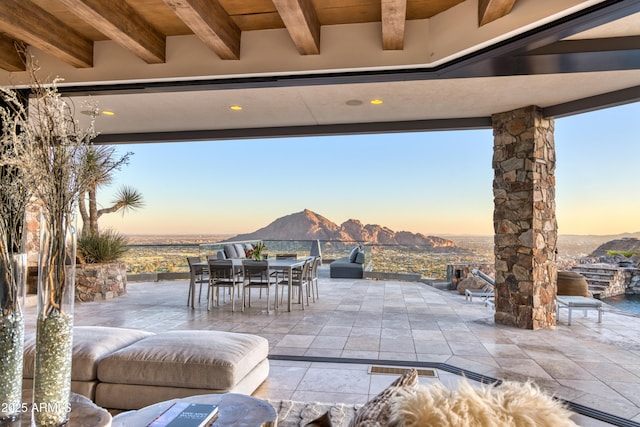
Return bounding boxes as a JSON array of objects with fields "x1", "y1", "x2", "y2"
[
  {"x1": 307, "y1": 256, "x2": 320, "y2": 302},
  {"x1": 209, "y1": 253, "x2": 243, "y2": 294},
  {"x1": 278, "y1": 258, "x2": 311, "y2": 310},
  {"x1": 187, "y1": 256, "x2": 208, "y2": 306},
  {"x1": 207, "y1": 259, "x2": 240, "y2": 312},
  {"x1": 271, "y1": 253, "x2": 298, "y2": 284},
  {"x1": 242, "y1": 260, "x2": 274, "y2": 313}
]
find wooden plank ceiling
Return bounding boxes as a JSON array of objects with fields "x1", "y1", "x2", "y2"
[{"x1": 0, "y1": 0, "x2": 517, "y2": 72}]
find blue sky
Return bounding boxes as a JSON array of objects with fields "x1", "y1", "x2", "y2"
[{"x1": 98, "y1": 102, "x2": 640, "y2": 236}]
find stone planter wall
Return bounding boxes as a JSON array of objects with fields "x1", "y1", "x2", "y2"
[{"x1": 75, "y1": 262, "x2": 127, "y2": 302}]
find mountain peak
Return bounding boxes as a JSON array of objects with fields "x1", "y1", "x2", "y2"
[{"x1": 229, "y1": 210, "x2": 454, "y2": 247}]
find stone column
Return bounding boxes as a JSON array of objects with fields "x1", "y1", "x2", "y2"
[{"x1": 492, "y1": 106, "x2": 557, "y2": 330}]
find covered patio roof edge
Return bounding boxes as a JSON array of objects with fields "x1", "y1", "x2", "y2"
[{"x1": 93, "y1": 117, "x2": 493, "y2": 145}]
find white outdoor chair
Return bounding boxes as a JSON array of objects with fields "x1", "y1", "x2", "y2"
[{"x1": 278, "y1": 258, "x2": 311, "y2": 310}]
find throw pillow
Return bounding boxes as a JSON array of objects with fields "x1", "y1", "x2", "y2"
[
  {"x1": 349, "y1": 246, "x2": 360, "y2": 263},
  {"x1": 223, "y1": 244, "x2": 238, "y2": 259},
  {"x1": 234, "y1": 243, "x2": 246, "y2": 259},
  {"x1": 348, "y1": 368, "x2": 418, "y2": 427}
]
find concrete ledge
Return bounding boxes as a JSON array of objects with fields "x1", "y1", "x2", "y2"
[
  {"x1": 365, "y1": 271, "x2": 421, "y2": 281},
  {"x1": 127, "y1": 272, "x2": 190, "y2": 282}
]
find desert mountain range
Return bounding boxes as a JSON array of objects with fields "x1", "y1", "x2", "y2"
[
  {"x1": 229, "y1": 209, "x2": 455, "y2": 247},
  {"x1": 589, "y1": 237, "x2": 640, "y2": 257}
]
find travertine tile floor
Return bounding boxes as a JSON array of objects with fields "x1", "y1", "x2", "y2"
[{"x1": 23, "y1": 267, "x2": 640, "y2": 426}]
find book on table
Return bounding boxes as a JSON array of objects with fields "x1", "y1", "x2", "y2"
[{"x1": 147, "y1": 402, "x2": 219, "y2": 427}]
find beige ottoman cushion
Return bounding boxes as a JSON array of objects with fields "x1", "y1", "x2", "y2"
[
  {"x1": 22, "y1": 378, "x2": 98, "y2": 401},
  {"x1": 23, "y1": 326, "x2": 154, "y2": 381},
  {"x1": 97, "y1": 330, "x2": 269, "y2": 390}
]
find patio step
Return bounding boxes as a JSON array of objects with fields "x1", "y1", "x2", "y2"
[{"x1": 570, "y1": 264, "x2": 626, "y2": 297}]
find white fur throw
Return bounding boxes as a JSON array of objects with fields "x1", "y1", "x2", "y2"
[{"x1": 390, "y1": 379, "x2": 578, "y2": 427}]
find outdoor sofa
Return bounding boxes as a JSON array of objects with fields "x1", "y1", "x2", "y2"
[
  {"x1": 330, "y1": 245, "x2": 365, "y2": 278},
  {"x1": 23, "y1": 326, "x2": 269, "y2": 411}
]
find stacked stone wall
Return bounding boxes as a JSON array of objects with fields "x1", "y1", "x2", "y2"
[
  {"x1": 75, "y1": 262, "x2": 127, "y2": 302},
  {"x1": 446, "y1": 263, "x2": 495, "y2": 289},
  {"x1": 492, "y1": 106, "x2": 557, "y2": 330},
  {"x1": 25, "y1": 200, "x2": 128, "y2": 301},
  {"x1": 629, "y1": 272, "x2": 640, "y2": 294}
]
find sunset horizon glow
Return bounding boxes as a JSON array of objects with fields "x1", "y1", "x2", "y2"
[{"x1": 97, "y1": 102, "x2": 640, "y2": 238}]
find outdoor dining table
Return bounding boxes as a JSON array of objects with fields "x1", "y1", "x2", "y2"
[{"x1": 191, "y1": 258, "x2": 307, "y2": 312}]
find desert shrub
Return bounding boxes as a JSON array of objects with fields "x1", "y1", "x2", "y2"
[
  {"x1": 78, "y1": 229, "x2": 128, "y2": 263},
  {"x1": 606, "y1": 250, "x2": 638, "y2": 258}
]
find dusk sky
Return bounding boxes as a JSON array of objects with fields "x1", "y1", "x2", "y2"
[{"x1": 97, "y1": 102, "x2": 640, "y2": 237}]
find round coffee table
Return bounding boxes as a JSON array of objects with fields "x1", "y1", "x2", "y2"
[{"x1": 112, "y1": 393, "x2": 277, "y2": 426}]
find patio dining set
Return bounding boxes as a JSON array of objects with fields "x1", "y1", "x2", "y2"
[{"x1": 187, "y1": 250, "x2": 320, "y2": 313}]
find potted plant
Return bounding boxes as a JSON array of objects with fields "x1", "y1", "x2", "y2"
[
  {"x1": 247, "y1": 241, "x2": 267, "y2": 260},
  {"x1": 13, "y1": 68, "x2": 94, "y2": 426}
]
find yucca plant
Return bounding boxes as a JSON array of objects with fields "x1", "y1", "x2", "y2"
[
  {"x1": 0, "y1": 84, "x2": 31, "y2": 423},
  {"x1": 78, "y1": 229, "x2": 128, "y2": 264},
  {"x1": 79, "y1": 145, "x2": 144, "y2": 235}
]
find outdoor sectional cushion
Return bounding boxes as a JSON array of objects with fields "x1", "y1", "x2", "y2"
[
  {"x1": 330, "y1": 254, "x2": 364, "y2": 279},
  {"x1": 223, "y1": 244, "x2": 238, "y2": 258},
  {"x1": 97, "y1": 330, "x2": 269, "y2": 390}
]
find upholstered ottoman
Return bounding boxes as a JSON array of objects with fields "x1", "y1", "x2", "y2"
[
  {"x1": 95, "y1": 330, "x2": 270, "y2": 410},
  {"x1": 23, "y1": 326, "x2": 154, "y2": 401}
]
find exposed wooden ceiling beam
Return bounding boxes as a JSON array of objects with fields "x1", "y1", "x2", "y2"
[
  {"x1": 57, "y1": 0, "x2": 165, "y2": 64},
  {"x1": 272, "y1": 0, "x2": 320, "y2": 55},
  {"x1": 0, "y1": 35, "x2": 25, "y2": 72},
  {"x1": 163, "y1": 0, "x2": 240, "y2": 60},
  {"x1": 478, "y1": 0, "x2": 517, "y2": 26},
  {"x1": 0, "y1": 0, "x2": 93, "y2": 68},
  {"x1": 382, "y1": 0, "x2": 407, "y2": 50}
]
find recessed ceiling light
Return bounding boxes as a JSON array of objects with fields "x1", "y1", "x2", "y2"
[
  {"x1": 101, "y1": 110, "x2": 115, "y2": 116},
  {"x1": 345, "y1": 99, "x2": 363, "y2": 106},
  {"x1": 370, "y1": 99, "x2": 383, "y2": 105},
  {"x1": 229, "y1": 105, "x2": 243, "y2": 111}
]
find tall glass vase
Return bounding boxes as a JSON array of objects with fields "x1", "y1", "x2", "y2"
[
  {"x1": 0, "y1": 253, "x2": 27, "y2": 422},
  {"x1": 33, "y1": 214, "x2": 76, "y2": 427}
]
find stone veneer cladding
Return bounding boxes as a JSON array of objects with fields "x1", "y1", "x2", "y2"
[{"x1": 492, "y1": 106, "x2": 557, "y2": 330}]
